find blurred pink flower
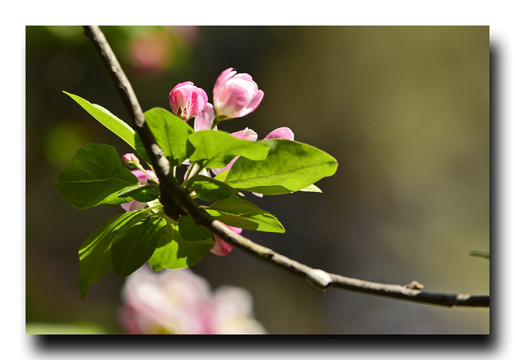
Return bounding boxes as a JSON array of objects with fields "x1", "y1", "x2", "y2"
[
  {"x1": 165, "y1": 26, "x2": 199, "y2": 44},
  {"x1": 169, "y1": 82, "x2": 209, "y2": 121},
  {"x1": 121, "y1": 169, "x2": 157, "y2": 212},
  {"x1": 213, "y1": 68, "x2": 264, "y2": 120},
  {"x1": 119, "y1": 267, "x2": 266, "y2": 334},
  {"x1": 210, "y1": 225, "x2": 242, "y2": 256},
  {"x1": 129, "y1": 30, "x2": 173, "y2": 73}
]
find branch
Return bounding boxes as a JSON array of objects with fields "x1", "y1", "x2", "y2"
[{"x1": 83, "y1": 26, "x2": 489, "y2": 308}]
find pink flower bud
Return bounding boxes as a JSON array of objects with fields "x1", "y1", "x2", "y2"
[
  {"x1": 121, "y1": 169, "x2": 158, "y2": 212},
  {"x1": 169, "y1": 81, "x2": 209, "y2": 121},
  {"x1": 211, "y1": 225, "x2": 242, "y2": 256},
  {"x1": 213, "y1": 68, "x2": 264, "y2": 120},
  {"x1": 121, "y1": 153, "x2": 141, "y2": 168}
]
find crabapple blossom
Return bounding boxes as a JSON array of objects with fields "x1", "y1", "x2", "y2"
[
  {"x1": 169, "y1": 81, "x2": 208, "y2": 121},
  {"x1": 119, "y1": 267, "x2": 266, "y2": 334},
  {"x1": 213, "y1": 68, "x2": 264, "y2": 120}
]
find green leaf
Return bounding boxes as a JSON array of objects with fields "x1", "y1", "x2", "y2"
[
  {"x1": 141, "y1": 107, "x2": 195, "y2": 166},
  {"x1": 133, "y1": 134, "x2": 152, "y2": 167},
  {"x1": 117, "y1": 184, "x2": 160, "y2": 202},
  {"x1": 188, "y1": 174, "x2": 239, "y2": 202},
  {"x1": 78, "y1": 210, "x2": 149, "y2": 298},
  {"x1": 56, "y1": 144, "x2": 139, "y2": 209},
  {"x1": 205, "y1": 196, "x2": 285, "y2": 233},
  {"x1": 148, "y1": 221, "x2": 214, "y2": 271},
  {"x1": 224, "y1": 139, "x2": 338, "y2": 195},
  {"x1": 63, "y1": 91, "x2": 136, "y2": 149},
  {"x1": 188, "y1": 130, "x2": 269, "y2": 169},
  {"x1": 178, "y1": 215, "x2": 212, "y2": 241},
  {"x1": 111, "y1": 216, "x2": 167, "y2": 277},
  {"x1": 299, "y1": 184, "x2": 322, "y2": 193}
]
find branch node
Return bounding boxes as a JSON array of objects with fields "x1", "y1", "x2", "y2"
[
  {"x1": 404, "y1": 280, "x2": 424, "y2": 290},
  {"x1": 305, "y1": 269, "x2": 332, "y2": 292}
]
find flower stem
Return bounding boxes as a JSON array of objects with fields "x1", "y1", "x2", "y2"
[{"x1": 183, "y1": 162, "x2": 200, "y2": 186}]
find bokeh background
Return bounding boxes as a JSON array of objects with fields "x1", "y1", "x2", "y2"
[{"x1": 26, "y1": 26, "x2": 489, "y2": 334}]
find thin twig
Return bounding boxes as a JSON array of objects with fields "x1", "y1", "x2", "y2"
[{"x1": 83, "y1": 26, "x2": 489, "y2": 308}]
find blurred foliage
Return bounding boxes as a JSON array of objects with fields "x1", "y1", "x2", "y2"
[
  {"x1": 26, "y1": 26, "x2": 489, "y2": 334},
  {"x1": 26, "y1": 322, "x2": 107, "y2": 335}
]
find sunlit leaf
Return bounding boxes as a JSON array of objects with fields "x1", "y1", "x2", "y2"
[
  {"x1": 141, "y1": 107, "x2": 195, "y2": 166},
  {"x1": 63, "y1": 91, "x2": 136, "y2": 148},
  {"x1": 188, "y1": 130, "x2": 269, "y2": 169},
  {"x1": 205, "y1": 196, "x2": 285, "y2": 233},
  {"x1": 225, "y1": 139, "x2": 338, "y2": 195},
  {"x1": 56, "y1": 144, "x2": 139, "y2": 209}
]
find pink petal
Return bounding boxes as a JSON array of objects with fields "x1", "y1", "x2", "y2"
[
  {"x1": 131, "y1": 170, "x2": 156, "y2": 185},
  {"x1": 236, "y1": 90, "x2": 264, "y2": 118},
  {"x1": 189, "y1": 89, "x2": 207, "y2": 117},
  {"x1": 121, "y1": 200, "x2": 148, "y2": 212},
  {"x1": 211, "y1": 156, "x2": 238, "y2": 176},
  {"x1": 194, "y1": 103, "x2": 216, "y2": 131},
  {"x1": 231, "y1": 127, "x2": 258, "y2": 141},
  {"x1": 215, "y1": 82, "x2": 254, "y2": 118},
  {"x1": 171, "y1": 81, "x2": 194, "y2": 92},
  {"x1": 214, "y1": 68, "x2": 236, "y2": 96},
  {"x1": 233, "y1": 73, "x2": 254, "y2": 82},
  {"x1": 211, "y1": 225, "x2": 242, "y2": 256},
  {"x1": 264, "y1": 127, "x2": 294, "y2": 140}
]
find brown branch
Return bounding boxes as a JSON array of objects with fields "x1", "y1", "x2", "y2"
[{"x1": 83, "y1": 26, "x2": 489, "y2": 308}]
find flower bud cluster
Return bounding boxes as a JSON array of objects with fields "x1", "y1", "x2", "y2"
[
  {"x1": 168, "y1": 67, "x2": 264, "y2": 126},
  {"x1": 121, "y1": 68, "x2": 295, "y2": 258}
]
